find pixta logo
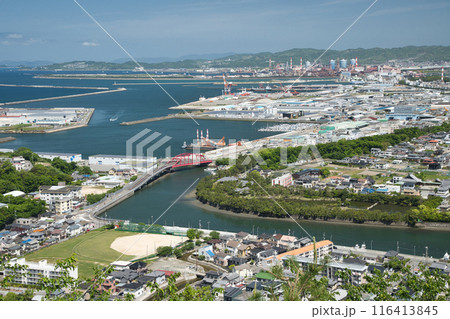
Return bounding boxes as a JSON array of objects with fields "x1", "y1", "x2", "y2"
[{"x1": 126, "y1": 129, "x2": 172, "y2": 169}]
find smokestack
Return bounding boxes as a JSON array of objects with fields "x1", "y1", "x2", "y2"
[
  {"x1": 290, "y1": 57, "x2": 293, "y2": 69},
  {"x1": 355, "y1": 57, "x2": 358, "y2": 68},
  {"x1": 196, "y1": 129, "x2": 199, "y2": 143},
  {"x1": 206, "y1": 129, "x2": 209, "y2": 140},
  {"x1": 300, "y1": 57, "x2": 302, "y2": 70}
]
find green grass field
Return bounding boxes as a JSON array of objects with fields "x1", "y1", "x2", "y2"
[{"x1": 25, "y1": 229, "x2": 135, "y2": 279}]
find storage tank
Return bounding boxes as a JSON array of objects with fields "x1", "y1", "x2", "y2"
[{"x1": 330, "y1": 59, "x2": 336, "y2": 70}]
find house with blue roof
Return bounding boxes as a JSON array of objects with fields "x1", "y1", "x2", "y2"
[{"x1": 198, "y1": 245, "x2": 215, "y2": 261}]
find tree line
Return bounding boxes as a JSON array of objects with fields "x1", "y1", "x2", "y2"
[{"x1": 196, "y1": 163, "x2": 449, "y2": 226}]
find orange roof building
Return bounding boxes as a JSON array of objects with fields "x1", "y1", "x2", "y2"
[{"x1": 276, "y1": 240, "x2": 333, "y2": 260}]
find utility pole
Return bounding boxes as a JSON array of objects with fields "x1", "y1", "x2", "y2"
[{"x1": 397, "y1": 241, "x2": 399, "y2": 252}]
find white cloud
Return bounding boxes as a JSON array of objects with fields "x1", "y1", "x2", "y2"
[
  {"x1": 6, "y1": 33, "x2": 23, "y2": 39},
  {"x1": 82, "y1": 41, "x2": 99, "y2": 47}
]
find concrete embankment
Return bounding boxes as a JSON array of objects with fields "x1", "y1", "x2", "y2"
[
  {"x1": 0, "y1": 83, "x2": 109, "y2": 90},
  {"x1": 120, "y1": 114, "x2": 177, "y2": 125},
  {"x1": 120, "y1": 113, "x2": 314, "y2": 126},
  {"x1": 0, "y1": 136, "x2": 16, "y2": 143},
  {"x1": 0, "y1": 88, "x2": 126, "y2": 106}
]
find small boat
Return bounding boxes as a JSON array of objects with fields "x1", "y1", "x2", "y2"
[
  {"x1": 181, "y1": 141, "x2": 187, "y2": 149},
  {"x1": 109, "y1": 116, "x2": 118, "y2": 122}
]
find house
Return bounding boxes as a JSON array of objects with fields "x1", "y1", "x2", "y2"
[
  {"x1": 278, "y1": 235, "x2": 298, "y2": 250},
  {"x1": 237, "y1": 244, "x2": 250, "y2": 257},
  {"x1": 109, "y1": 269, "x2": 139, "y2": 283},
  {"x1": 226, "y1": 240, "x2": 240, "y2": 255},
  {"x1": 254, "y1": 271, "x2": 276, "y2": 283},
  {"x1": 223, "y1": 286, "x2": 242, "y2": 301},
  {"x1": 129, "y1": 261, "x2": 147, "y2": 273},
  {"x1": 223, "y1": 272, "x2": 241, "y2": 285},
  {"x1": 246, "y1": 281, "x2": 263, "y2": 292},
  {"x1": 66, "y1": 224, "x2": 82, "y2": 237},
  {"x1": 227, "y1": 256, "x2": 247, "y2": 266},
  {"x1": 214, "y1": 252, "x2": 231, "y2": 267},
  {"x1": 235, "y1": 231, "x2": 250, "y2": 240},
  {"x1": 99, "y1": 278, "x2": 118, "y2": 293},
  {"x1": 202, "y1": 271, "x2": 222, "y2": 286},
  {"x1": 257, "y1": 249, "x2": 277, "y2": 266},
  {"x1": 10, "y1": 156, "x2": 32, "y2": 171},
  {"x1": 384, "y1": 250, "x2": 399, "y2": 261},
  {"x1": 436, "y1": 180, "x2": 450, "y2": 198},
  {"x1": 147, "y1": 270, "x2": 166, "y2": 285},
  {"x1": 234, "y1": 263, "x2": 259, "y2": 279},
  {"x1": 198, "y1": 245, "x2": 215, "y2": 261},
  {"x1": 121, "y1": 282, "x2": 146, "y2": 298},
  {"x1": 368, "y1": 265, "x2": 386, "y2": 274},
  {"x1": 111, "y1": 261, "x2": 133, "y2": 271}
]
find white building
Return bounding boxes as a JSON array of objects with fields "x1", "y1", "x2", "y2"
[
  {"x1": 54, "y1": 197, "x2": 73, "y2": 214},
  {"x1": 11, "y1": 156, "x2": 33, "y2": 171},
  {"x1": 271, "y1": 173, "x2": 293, "y2": 187},
  {"x1": 66, "y1": 224, "x2": 82, "y2": 237},
  {"x1": 1, "y1": 258, "x2": 78, "y2": 285},
  {"x1": 88, "y1": 154, "x2": 157, "y2": 172},
  {"x1": 39, "y1": 185, "x2": 82, "y2": 206},
  {"x1": 36, "y1": 152, "x2": 83, "y2": 163},
  {"x1": 3, "y1": 190, "x2": 26, "y2": 197}
]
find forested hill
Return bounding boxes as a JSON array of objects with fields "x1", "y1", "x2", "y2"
[{"x1": 39, "y1": 46, "x2": 450, "y2": 70}]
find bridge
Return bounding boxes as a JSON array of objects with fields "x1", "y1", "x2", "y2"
[
  {"x1": 87, "y1": 153, "x2": 213, "y2": 219},
  {"x1": 129, "y1": 153, "x2": 212, "y2": 191}
]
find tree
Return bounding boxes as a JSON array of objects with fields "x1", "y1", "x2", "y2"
[
  {"x1": 149, "y1": 272, "x2": 220, "y2": 301},
  {"x1": 77, "y1": 166, "x2": 93, "y2": 176},
  {"x1": 156, "y1": 246, "x2": 173, "y2": 256},
  {"x1": 210, "y1": 231, "x2": 220, "y2": 240},
  {"x1": 337, "y1": 262, "x2": 450, "y2": 301},
  {"x1": 186, "y1": 228, "x2": 197, "y2": 241},
  {"x1": 320, "y1": 168, "x2": 331, "y2": 178}
]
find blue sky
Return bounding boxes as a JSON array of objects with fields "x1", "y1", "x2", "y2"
[{"x1": 0, "y1": 0, "x2": 449, "y2": 62}]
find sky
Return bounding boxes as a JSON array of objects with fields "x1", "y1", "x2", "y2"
[{"x1": 0, "y1": 0, "x2": 449, "y2": 62}]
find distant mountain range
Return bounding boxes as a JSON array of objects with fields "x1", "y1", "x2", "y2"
[
  {"x1": 111, "y1": 52, "x2": 236, "y2": 64},
  {"x1": 0, "y1": 60, "x2": 54, "y2": 67},
  {"x1": 36, "y1": 46, "x2": 450, "y2": 70}
]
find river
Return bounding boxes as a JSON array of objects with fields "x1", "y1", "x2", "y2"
[{"x1": 0, "y1": 70, "x2": 448, "y2": 258}]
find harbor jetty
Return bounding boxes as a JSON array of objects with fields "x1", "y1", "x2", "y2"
[
  {"x1": 0, "y1": 136, "x2": 16, "y2": 143},
  {"x1": 0, "y1": 87, "x2": 126, "y2": 106}
]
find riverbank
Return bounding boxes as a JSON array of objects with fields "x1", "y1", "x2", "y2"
[{"x1": 187, "y1": 191, "x2": 450, "y2": 231}]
